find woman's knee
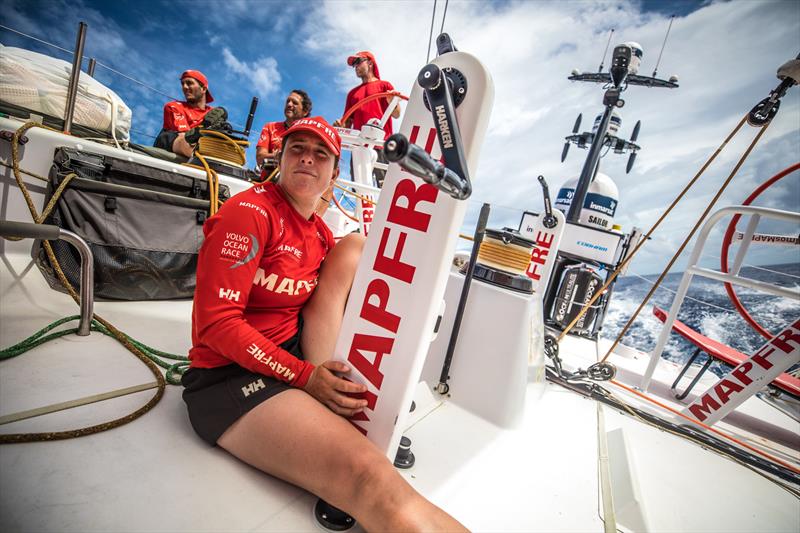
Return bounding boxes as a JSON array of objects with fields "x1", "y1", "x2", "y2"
[
  {"x1": 319, "y1": 232, "x2": 365, "y2": 283},
  {"x1": 338, "y1": 445, "x2": 397, "y2": 500},
  {"x1": 334, "y1": 232, "x2": 365, "y2": 268}
]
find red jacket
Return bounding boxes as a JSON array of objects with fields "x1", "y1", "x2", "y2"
[{"x1": 189, "y1": 182, "x2": 334, "y2": 388}]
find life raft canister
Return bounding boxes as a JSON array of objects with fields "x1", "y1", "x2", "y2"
[{"x1": 554, "y1": 172, "x2": 619, "y2": 231}]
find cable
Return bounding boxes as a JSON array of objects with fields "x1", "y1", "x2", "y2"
[
  {"x1": 439, "y1": 0, "x2": 450, "y2": 35},
  {"x1": 0, "y1": 23, "x2": 179, "y2": 101},
  {"x1": 599, "y1": 120, "x2": 771, "y2": 362},
  {"x1": 0, "y1": 24, "x2": 74, "y2": 55},
  {"x1": 426, "y1": 0, "x2": 438, "y2": 63},
  {"x1": 624, "y1": 271, "x2": 738, "y2": 313},
  {"x1": 554, "y1": 115, "x2": 749, "y2": 344}
]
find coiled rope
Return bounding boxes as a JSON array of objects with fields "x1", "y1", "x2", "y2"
[{"x1": 0, "y1": 121, "x2": 182, "y2": 443}]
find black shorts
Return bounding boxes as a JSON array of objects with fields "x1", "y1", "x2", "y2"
[{"x1": 181, "y1": 323, "x2": 305, "y2": 446}]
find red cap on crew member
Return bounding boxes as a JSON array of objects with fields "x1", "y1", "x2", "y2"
[
  {"x1": 346, "y1": 50, "x2": 380, "y2": 79},
  {"x1": 181, "y1": 70, "x2": 214, "y2": 103},
  {"x1": 284, "y1": 116, "x2": 342, "y2": 157}
]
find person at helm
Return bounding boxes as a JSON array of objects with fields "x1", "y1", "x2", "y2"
[
  {"x1": 182, "y1": 116, "x2": 465, "y2": 532},
  {"x1": 334, "y1": 51, "x2": 400, "y2": 135},
  {"x1": 334, "y1": 51, "x2": 401, "y2": 186},
  {"x1": 154, "y1": 70, "x2": 227, "y2": 158}
]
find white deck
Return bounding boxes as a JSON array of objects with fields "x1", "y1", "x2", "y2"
[
  {"x1": 1, "y1": 249, "x2": 798, "y2": 532},
  {"x1": 1, "y1": 117, "x2": 798, "y2": 531}
]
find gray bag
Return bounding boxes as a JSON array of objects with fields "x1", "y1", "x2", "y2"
[{"x1": 35, "y1": 147, "x2": 230, "y2": 300}]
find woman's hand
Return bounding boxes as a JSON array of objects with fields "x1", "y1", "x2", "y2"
[{"x1": 303, "y1": 360, "x2": 369, "y2": 416}]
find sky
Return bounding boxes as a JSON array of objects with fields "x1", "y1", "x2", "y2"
[{"x1": 1, "y1": 0, "x2": 799, "y2": 276}]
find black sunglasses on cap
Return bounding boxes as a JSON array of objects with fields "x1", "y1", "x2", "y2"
[{"x1": 352, "y1": 57, "x2": 368, "y2": 67}]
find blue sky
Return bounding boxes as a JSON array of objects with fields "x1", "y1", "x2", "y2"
[{"x1": 1, "y1": 0, "x2": 799, "y2": 275}]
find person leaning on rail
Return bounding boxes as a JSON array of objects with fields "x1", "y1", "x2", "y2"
[
  {"x1": 153, "y1": 70, "x2": 228, "y2": 158},
  {"x1": 181, "y1": 115, "x2": 467, "y2": 532}
]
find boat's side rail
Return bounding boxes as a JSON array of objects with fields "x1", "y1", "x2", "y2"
[
  {"x1": 642, "y1": 205, "x2": 800, "y2": 392},
  {"x1": 0, "y1": 220, "x2": 93, "y2": 335}
]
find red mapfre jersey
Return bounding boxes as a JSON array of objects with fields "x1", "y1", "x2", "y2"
[
  {"x1": 162, "y1": 101, "x2": 213, "y2": 132},
  {"x1": 189, "y1": 182, "x2": 335, "y2": 388},
  {"x1": 344, "y1": 79, "x2": 396, "y2": 138},
  {"x1": 256, "y1": 121, "x2": 289, "y2": 152}
]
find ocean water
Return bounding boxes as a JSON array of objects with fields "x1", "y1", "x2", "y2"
[{"x1": 600, "y1": 262, "x2": 800, "y2": 374}]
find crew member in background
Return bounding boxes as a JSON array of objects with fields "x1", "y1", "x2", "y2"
[
  {"x1": 181, "y1": 115, "x2": 465, "y2": 531},
  {"x1": 154, "y1": 70, "x2": 226, "y2": 158},
  {"x1": 255, "y1": 90, "x2": 313, "y2": 169},
  {"x1": 334, "y1": 51, "x2": 401, "y2": 186}
]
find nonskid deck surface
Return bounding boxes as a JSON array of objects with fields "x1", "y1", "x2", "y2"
[
  {"x1": 556, "y1": 331, "x2": 800, "y2": 464},
  {"x1": 2, "y1": 250, "x2": 799, "y2": 532}
]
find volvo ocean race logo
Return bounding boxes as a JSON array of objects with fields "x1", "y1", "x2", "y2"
[{"x1": 228, "y1": 233, "x2": 260, "y2": 269}]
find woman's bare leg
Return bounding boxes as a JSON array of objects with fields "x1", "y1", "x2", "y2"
[
  {"x1": 301, "y1": 232, "x2": 365, "y2": 365},
  {"x1": 217, "y1": 389, "x2": 466, "y2": 531}
]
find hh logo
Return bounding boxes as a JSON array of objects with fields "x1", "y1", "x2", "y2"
[
  {"x1": 241, "y1": 378, "x2": 265, "y2": 398},
  {"x1": 219, "y1": 288, "x2": 241, "y2": 302}
]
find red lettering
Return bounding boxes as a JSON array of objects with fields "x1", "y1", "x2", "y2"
[
  {"x1": 713, "y1": 378, "x2": 744, "y2": 404},
  {"x1": 347, "y1": 333, "x2": 394, "y2": 389},
  {"x1": 361, "y1": 279, "x2": 401, "y2": 333},
  {"x1": 386, "y1": 179, "x2": 438, "y2": 232},
  {"x1": 536, "y1": 231, "x2": 554, "y2": 248},
  {"x1": 751, "y1": 345, "x2": 775, "y2": 371},
  {"x1": 730, "y1": 361, "x2": 754, "y2": 386},
  {"x1": 374, "y1": 227, "x2": 415, "y2": 283},
  {"x1": 409, "y1": 125, "x2": 421, "y2": 145},
  {"x1": 344, "y1": 386, "x2": 378, "y2": 436},
  {"x1": 424, "y1": 128, "x2": 437, "y2": 154},
  {"x1": 770, "y1": 323, "x2": 800, "y2": 353},
  {"x1": 526, "y1": 261, "x2": 542, "y2": 281},
  {"x1": 688, "y1": 394, "x2": 721, "y2": 422},
  {"x1": 530, "y1": 246, "x2": 548, "y2": 265}
]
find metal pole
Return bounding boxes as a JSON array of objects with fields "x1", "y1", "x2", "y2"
[
  {"x1": 87, "y1": 57, "x2": 96, "y2": 77},
  {"x1": 63, "y1": 21, "x2": 88, "y2": 134},
  {"x1": 566, "y1": 103, "x2": 613, "y2": 223},
  {"x1": 436, "y1": 202, "x2": 490, "y2": 393}
]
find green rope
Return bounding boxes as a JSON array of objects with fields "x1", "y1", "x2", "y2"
[{"x1": 0, "y1": 315, "x2": 189, "y2": 385}]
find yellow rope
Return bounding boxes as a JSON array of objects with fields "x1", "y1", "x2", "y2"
[
  {"x1": 196, "y1": 129, "x2": 248, "y2": 166},
  {"x1": 187, "y1": 154, "x2": 221, "y2": 215},
  {"x1": 476, "y1": 239, "x2": 532, "y2": 274}
]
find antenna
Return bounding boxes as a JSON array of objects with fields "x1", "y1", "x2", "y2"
[
  {"x1": 598, "y1": 29, "x2": 615, "y2": 73},
  {"x1": 652, "y1": 15, "x2": 675, "y2": 79}
]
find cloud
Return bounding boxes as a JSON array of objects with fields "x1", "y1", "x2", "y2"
[
  {"x1": 298, "y1": 0, "x2": 800, "y2": 274},
  {"x1": 222, "y1": 47, "x2": 282, "y2": 97}
]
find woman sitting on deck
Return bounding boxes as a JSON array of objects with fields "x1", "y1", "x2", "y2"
[{"x1": 181, "y1": 116, "x2": 465, "y2": 531}]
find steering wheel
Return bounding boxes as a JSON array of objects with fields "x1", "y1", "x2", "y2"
[
  {"x1": 719, "y1": 162, "x2": 800, "y2": 339},
  {"x1": 339, "y1": 91, "x2": 409, "y2": 128}
]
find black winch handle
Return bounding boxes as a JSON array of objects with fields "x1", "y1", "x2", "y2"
[
  {"x1": 537, "y1": 175, "x2": 558, "y2": 229},
  {"x1": 384, "y1": 133, "x2": 469, "y2": 199}
]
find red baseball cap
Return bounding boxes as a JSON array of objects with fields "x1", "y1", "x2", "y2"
[
  {"x1": 284, "y1": 116, "x2": 342, "y2": 157},
  {"x1": 181, "y1": 70, "x2": 214, "y2": 103},
  {"x1": 347, "y1": 50, "x2": 380, "y2": 79}
]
